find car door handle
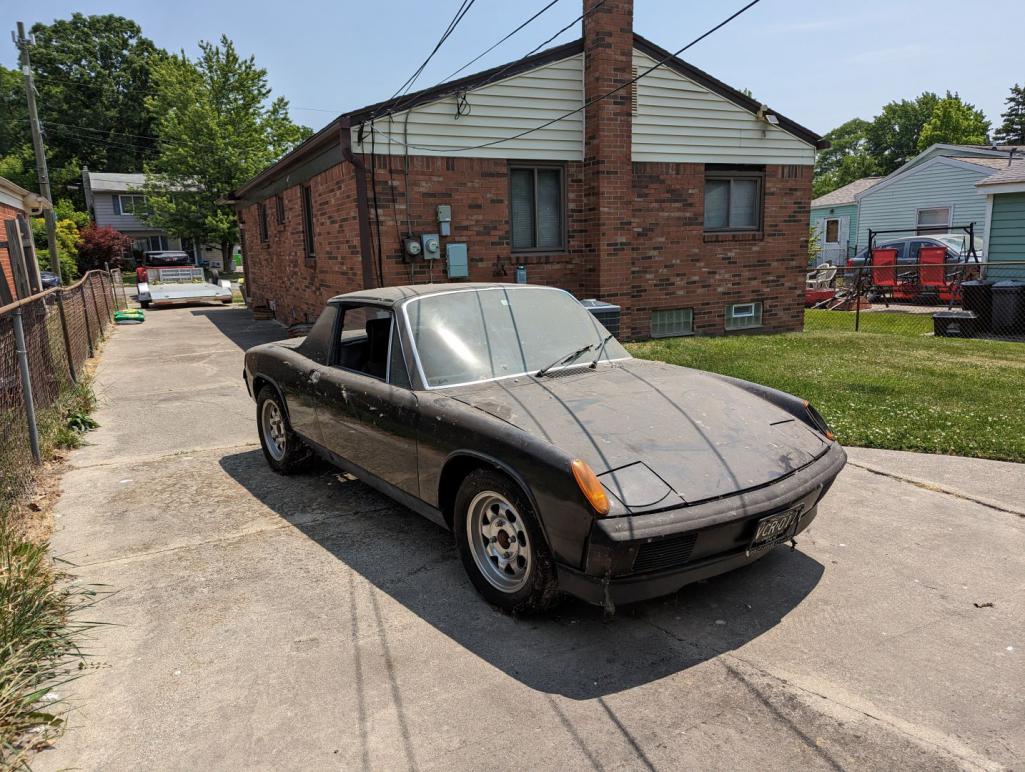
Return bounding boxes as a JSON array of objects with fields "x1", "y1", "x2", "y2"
[{"x1": 307, "y1": 370, "x2": 321, "y2": 384}]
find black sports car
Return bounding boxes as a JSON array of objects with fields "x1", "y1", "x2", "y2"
[{"x1": 243, "y1": 283, "x2": 845, "y2": 612}]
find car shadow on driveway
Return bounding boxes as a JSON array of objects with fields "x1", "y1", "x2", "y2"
[{"x1": 220, "y1": 449, "x2": 824, "y2": 700}]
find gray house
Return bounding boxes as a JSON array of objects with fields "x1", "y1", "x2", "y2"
[{"x1": 81, "y1": 171, "x2": 228, "y2": 268}]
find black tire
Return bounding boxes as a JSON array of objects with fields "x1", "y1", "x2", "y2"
[
  {"x1": 454, "y1": 469, "x2": 559, "y2": 614},
  {"x1": 140, "y1": 300, "x2": 151, "y2": 309},
  {"x1": 256, "y1": 385, "x2": 313, "y2": 474}
]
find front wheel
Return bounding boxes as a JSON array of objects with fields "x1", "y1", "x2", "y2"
[
  {"x1": 140, "y1": 300, "x2": 151, "y2": 309},
  {"x1": 256, "y1": 385, "x2": 313, "y2": 474},
  {"x1": 454, "y1": 469, "x2": 559, "y2": 613}
]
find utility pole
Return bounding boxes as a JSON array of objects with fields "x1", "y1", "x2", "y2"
[{"x1": 16, "y1": 21, "x2": 61, "y2": 283}]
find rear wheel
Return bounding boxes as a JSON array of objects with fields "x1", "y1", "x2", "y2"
[
  {"x1": 257, "y1": 385, "x2": 313, "y2": 474},
  {"x1": 140, "y1": 300, "x2": 151, "y2": 309},
  {"x1": 454, "y1": 469, "x2": 558, "y2": 613}
]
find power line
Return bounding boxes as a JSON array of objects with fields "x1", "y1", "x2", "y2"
[
  {"x1": 438, "y1": 0, "x2": 564, "y2": 84},
  {"x1": 376, "y1": 0, "x2": 478, "y2": 119},
  {"x1": 367, "y1": 0, "x2": 764, "y2": 154}
]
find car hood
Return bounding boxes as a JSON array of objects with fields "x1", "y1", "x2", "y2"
[{"x1": 444, "y1": 359, "x2": 828, "y2": 511}]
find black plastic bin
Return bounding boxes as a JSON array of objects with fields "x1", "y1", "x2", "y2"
[
  {"x1": 933, "y1": 310, "x2": 977, "y2": 338},
  {"x1": 961, "y1": 279, "x2": 996, "y2": 333},
  {"x1": 581, "y1": 299, "x2": 621, "y2": 338},
  {"x1": 992, "y1": 280, "x2": 1025, "y2": 334}
]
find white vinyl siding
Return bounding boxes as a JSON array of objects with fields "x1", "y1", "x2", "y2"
[
  {"x1": 857, "y1": 161, "x2": 990, "y2": 249},
  {"x1": 352, "y1": 55, "x2": 584, "y2": 160},
  {"x1": 631, "y1": 51, "x2": 815, "y2": 165}
]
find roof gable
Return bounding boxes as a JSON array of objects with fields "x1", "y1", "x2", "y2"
[
  {"x1": 856, "y1": 156, "x2": 996, "y2": 200},
  {"x1": 811, "y1": 177, "x2": 882, "y2": 208}
]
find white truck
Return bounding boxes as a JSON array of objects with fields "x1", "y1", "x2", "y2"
[{"x1": 136, "y1": 251, "x2": 233, "y2": 309}]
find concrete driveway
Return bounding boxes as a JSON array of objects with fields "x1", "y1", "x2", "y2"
[{"x1": 42, "y1": 306, "x2": 1024, "y2": 771}]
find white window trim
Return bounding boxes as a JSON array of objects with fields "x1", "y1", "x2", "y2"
[
  {"x1": 823, "y1": 217, "x2": 841, "y2": 245},
  {"x1": 118, "y1": 193, "x2": 149, "y2": 215},
  {"x1": 725, "y1": 301, "x2": 763, "y2": 331},
  {"x1": 915, "y1": 204, "x2": 953, "y2": 231}
]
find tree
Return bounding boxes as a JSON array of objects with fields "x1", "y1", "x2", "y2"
[
  {"x1": 76, "y1": 225, "x2": 132, "y2": 271},
  {"x1": 917, "y1": 93, "x2": 990, "y2": 151},
  {"x1": 18, "y1": 15, "x2": 165, "y2": 205},
  {"x1": 864, "y1": 92, "x2": 940, "y2": 174},
  {"x1": 143, "y1": 36, "x2": 310, "y2": 263},
  {"x1": 812, "y1": 118, "x2": 880, "y2": 198},
  {"x1": 993, "y1": 84, "x2": 1025, "y2": 145}
]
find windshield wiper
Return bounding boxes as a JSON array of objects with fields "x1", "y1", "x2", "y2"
[
  {"x1": 536, "y1": 343, "x2": 594, "y2": 378},
  {"x1": 588, "y1": 333, "x2": 614, "y2": 369}
]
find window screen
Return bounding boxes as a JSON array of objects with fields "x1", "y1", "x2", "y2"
[
  {"x1": 704, "y1": 168, "x2": 763, "y2": 231},
  {"x1": 651, "y1": 308, "x2": 694, "y2": 338},
  {"x1": 725, "y1": 301, "x2": 763, "y2": 331},
  {"x1": 510, "y1": 166, "x2": 564, "y2": 251},
  {"x1": 917, "y1": 207, "x2": 951, "y2": 231},
  {"x1": 258, "y1": 202, "x2": 269, "y2": 243}
]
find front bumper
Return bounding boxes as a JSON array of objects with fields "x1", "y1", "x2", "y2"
[{"x1": 556, "y1": 442, "x2": 847, "y2": 606}]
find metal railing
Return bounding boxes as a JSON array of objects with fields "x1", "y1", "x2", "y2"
[{"x1": 0, "y1": 270, "x2": 124, "y2": 516}]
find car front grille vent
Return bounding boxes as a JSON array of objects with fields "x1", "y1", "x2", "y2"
[{"x1": 632, "y1": 531, "x2": 699, "y2": 574}]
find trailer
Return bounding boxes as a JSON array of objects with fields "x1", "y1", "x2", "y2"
[{"x1": 137, "y1": 265, "x2": 233, "y2": 308}]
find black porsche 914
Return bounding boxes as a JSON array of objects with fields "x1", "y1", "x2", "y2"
[{"x1": 243, "y1": 283, "x2": 846, "y2": 612}]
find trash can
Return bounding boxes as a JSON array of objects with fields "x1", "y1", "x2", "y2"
[
  {"x1": 581, "y1": 299, "x2": 621, "y2": 338},
  {"x1": 932, "y1": 310, "x2": 977, "y2": 338},
  {"x1": 992, "y1": 280, "x2": 1025, "y2": 334},
  {"x1": 960, "y1": 279, "x2": 996, "y2": 334}
]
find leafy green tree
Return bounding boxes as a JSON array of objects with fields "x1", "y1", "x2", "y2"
[
  {"x1": 917, "y1": 93, "x2": 990, "y2": 151},
  {"x1": 864, "y1": 92, "x2": 940, "y2": 174},
  {"x1": 812, "y1": 118, "x2": 880, "y2": 198},
  {"x1": 19, "y1": 14, "x2": 165, "y2": 204},
  {"x1": 993, "y1": 84, "x2": 1025, "y2": 145},
  {"x1": 143, "y1": 36, "x2": 310, "y2": 263}
]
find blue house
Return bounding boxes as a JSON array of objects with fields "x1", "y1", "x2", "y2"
[{"x1": 810, "y1": 177, "x2": 880, "y2": 264}]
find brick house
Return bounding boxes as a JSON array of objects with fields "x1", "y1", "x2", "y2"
[
  {"x1": 233, "y1": 0, "x2": 825, "y2": 339},
  {"x1": 1, "y1": 175, "x2": 50, "y2": 300}
]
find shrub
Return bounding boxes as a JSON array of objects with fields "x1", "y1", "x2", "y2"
[{"x1": 76, "y1": 226, "x2": 133, "y2": 273}]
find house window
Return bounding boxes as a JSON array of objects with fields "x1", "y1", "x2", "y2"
[
  {"x1": 725, "y1": 301, "x2": 763, "y2": 331},
  {"x1": 301, "y1": 185, "x2": 316, "y2": 262},
  {"x1": 704, "y1": 166, "x2": 763, "y2": 232},
  {"x1": 116, "y1": 194, "x2": 150, "y2": 216},
  {"x1": 650, "y1": 308, "x2": 694, "y2": 338},
  {"x1": 824, "y1": 218, "x2": 840, "y2": 244},
  {"x1": 916, "y1": 206, "x2": 952, "y2": 233},
  {"x1": 509, "y1": 165, "x2": 565, "y2": 251},
  {"x1": 257, "y1": 202, "x2": 269, "y2": 243},
  {"x1": 275, "y1": 194, "x2": 285, "y2": 225}
]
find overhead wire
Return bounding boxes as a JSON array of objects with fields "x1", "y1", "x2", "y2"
[{"x1": 365, "y1": 0, "x2": 765, "y2": 154}]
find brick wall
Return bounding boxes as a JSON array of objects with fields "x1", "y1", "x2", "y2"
[
  {"x1": 627, "y1": 163, "x2": 811, "y2": 337},
  {"x1": 0, "y1": 201, "x2": 22, "y2": 300}
]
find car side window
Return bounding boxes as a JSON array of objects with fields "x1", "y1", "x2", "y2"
[
  {"x1": 334, "y1": 304, "x2": 392, "y2": 379},
  {"x1": 387, "y1": 321, "x2": 412, "y2": 389}
]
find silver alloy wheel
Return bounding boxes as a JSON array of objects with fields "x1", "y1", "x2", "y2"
[
  {"x1": 466, "y1": 491, "x2": 532, "y2": 593},
  {"x1": 261, "y1": 399, "x2": 287, "y2": 461}
]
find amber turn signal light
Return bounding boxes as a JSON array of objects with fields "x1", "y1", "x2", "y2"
[{"x1": 571, "y1": 459, "x2": 610, "y2": 516}]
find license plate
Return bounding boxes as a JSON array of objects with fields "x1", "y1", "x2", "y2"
[{"x1": 748, "y1": 506, "x2": 802, "y2": 553}]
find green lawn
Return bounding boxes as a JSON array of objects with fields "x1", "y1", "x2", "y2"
[{"x1": 627, "y1": 327, "x2": 1025, "y2": 463}]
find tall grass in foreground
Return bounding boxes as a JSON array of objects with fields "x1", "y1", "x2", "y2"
[
  {"x1": 1, "y1": 378, "x2": 102, "y2": 767},
  {"x1": 0, "y1": 518, "x2": 106, "y2": 766},
  {"x1": 0, "y1": 521, "x2": 102, "y2": 766}
]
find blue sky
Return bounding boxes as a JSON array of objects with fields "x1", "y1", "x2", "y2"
[{"x1": 2, "y1": 0, "x2": 1019, "y2": 137}]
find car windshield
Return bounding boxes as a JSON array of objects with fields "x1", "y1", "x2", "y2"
[
  {"x1": 146, "y1": 251, "x2": 192, "y2": 266},
  {"x1": 405, "y1": 287, "x2": 630, "y2": 388}
]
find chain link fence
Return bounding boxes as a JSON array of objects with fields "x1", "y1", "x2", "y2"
[{"x1": 0, "y1": 270, "x2": 122, "y2": 517}]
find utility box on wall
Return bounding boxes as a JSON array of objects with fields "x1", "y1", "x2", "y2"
[{"x1": 446, "y1": 243, "x2": 468, "y2": 279}]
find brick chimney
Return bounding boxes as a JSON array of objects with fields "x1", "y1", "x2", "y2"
[{"x1": 582, "y1": 0, "x2": 634, "y2": 302}]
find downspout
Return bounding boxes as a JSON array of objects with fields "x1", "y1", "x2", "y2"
[{"x1": 339, "y1": 118, "x2": 377, "y2": 289}]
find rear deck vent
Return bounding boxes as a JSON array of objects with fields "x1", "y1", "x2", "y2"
[{"x1": 632, "y1": 531, "x2": 699, "y2": 574}]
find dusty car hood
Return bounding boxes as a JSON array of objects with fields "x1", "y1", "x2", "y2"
[{"x1": 445, "y1": 359, "x2": 828, "y2": 509}]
